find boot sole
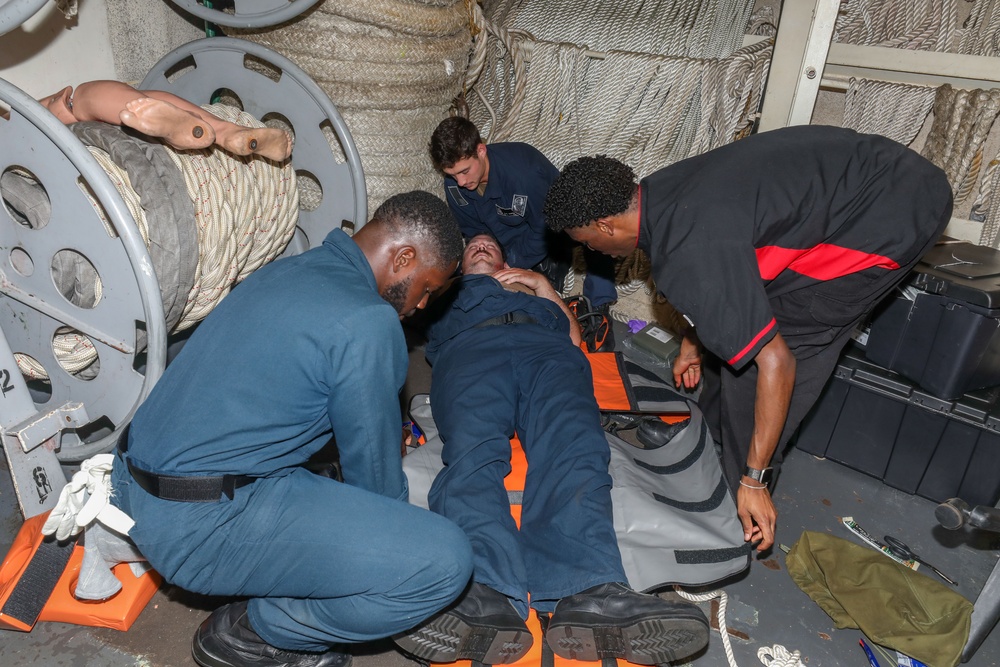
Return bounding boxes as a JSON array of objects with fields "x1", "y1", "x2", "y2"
[
  {"x1": 546, "y1": 615, "x2": 709, "y2": 664},
  {"x1": 395, "y1": 611, "x2": 533, "y2": 664}
]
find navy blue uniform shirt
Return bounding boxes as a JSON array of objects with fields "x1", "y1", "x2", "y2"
[
  {"x1": 126, "y1": 229, "x2": 409, "y2": 500},
  {"x1": 444, "y1": 143, "x2": 559, "y2": 269},
  {"x1": 425, "y1": 274, "x2": 571, "y2": 366}
]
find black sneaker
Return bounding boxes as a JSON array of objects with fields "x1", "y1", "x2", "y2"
[
  {"x1": 192, "y1": 600, "x2": 352, "y2": 667},
  {"x1": 546, "y1": 582, "x2": 708, "y2": 664},
  {"x1": 394, "y1": 583, "x2": 532, "y2": 664}
]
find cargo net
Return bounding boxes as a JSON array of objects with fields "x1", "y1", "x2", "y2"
[
  {"x1": 835, "y1": 0, "x2": 1000, "y2": 249},
  {"x1": 463, "y1": 0, "x2": 773, "y2": 326},
  {"x1": 8, "y1": 104, "x2": 298, "y2": 381}
]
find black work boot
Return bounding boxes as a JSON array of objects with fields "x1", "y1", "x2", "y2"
[
  {"x1": 394, "y1": 582, "x2": 533, "y2": 664},
  {"x1": 546, "y1": 582, "x2": 708, "y2": 664},
  {"x1": 192, "y1": 600, "x2": 352, "y2": 667}
]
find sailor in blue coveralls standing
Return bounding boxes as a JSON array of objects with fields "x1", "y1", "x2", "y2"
[
  {"x1": 110, "y1": 192, "x2": 474, "y2": 667},
  {"x1": 544, "y1": 126, "x2": 952, "y2": 555},
  {"x1": 394, "y1": 234, "x2": 709, "y2": 666},
  {"x1": 430, "y1": 117, "x2": 618, "y2": 318}
]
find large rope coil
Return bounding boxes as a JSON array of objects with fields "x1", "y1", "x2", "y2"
[
  {"x1": 16, "y1": 105, "x2": 298, "y2": 381},
  {"x1": 230, "y1": 0, "x2": 471, "y2": 214}
]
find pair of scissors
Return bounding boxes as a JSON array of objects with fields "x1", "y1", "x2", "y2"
[{"x1": 883, "y1": 535, "x2": 957, "y2": 585}]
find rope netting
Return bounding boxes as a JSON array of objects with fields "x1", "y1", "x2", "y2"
[
  {"x1": 833, "y1": 0, "x2": 1000, "y2": 249},
  {"x1": 464, "y1": 0, "x2": 771, "y2": 325},
  {"x1": 229, "y1": 0, "x2": 471, "y2": 214},
  {"x1": 484, "y1": 0, "x2": 756, "y2": 58},
  {"x1": 16, "y1": 104, "x2": 298, "y2": 381}
]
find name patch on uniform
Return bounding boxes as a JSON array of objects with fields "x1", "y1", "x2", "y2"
[
  {"x1": 496, "y1": 194, "x2": 528, "y2": 217},
  {"x1": 448, "y1": 186, "x2": 469, "y2": 206}
]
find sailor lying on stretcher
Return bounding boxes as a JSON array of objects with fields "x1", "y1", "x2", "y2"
[{"x1": 393, "y1": 234, "x2": 710, "y2": 666}]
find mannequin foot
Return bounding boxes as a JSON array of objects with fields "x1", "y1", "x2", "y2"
[
  {"x1": 216, "y1": 126, "x2": 292, "y2": 161},
  {"x1": 120, "y1": 98, "x2": 215, "y2": 150}
]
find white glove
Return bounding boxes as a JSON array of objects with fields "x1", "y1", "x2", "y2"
[{"x1": 41, "y1": 454, "x2": 133, "y2": 539}]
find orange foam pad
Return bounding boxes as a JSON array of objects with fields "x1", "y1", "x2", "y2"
[{"x1": 0, "y1": 512, "x2": 161, "y2": 632}]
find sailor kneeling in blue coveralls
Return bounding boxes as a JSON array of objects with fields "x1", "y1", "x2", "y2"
[{"x1": 393, "y1": 234, "x2": 709, "y2": 665}]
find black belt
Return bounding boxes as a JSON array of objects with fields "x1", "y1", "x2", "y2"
[
  {"x1": 119, "y1": 432, "x2": 255, "y2": 502},
  {"x1": 475, "y1": 311, "x2": 537, "y2": 327}
]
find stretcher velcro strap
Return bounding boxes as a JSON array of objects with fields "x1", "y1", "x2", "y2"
[
  {"x1": 126, "y1": 459, "x2": 255, "y2": 502},
  {"x1": 587, "y1": 353, "x2": 690, "y2": 414},
  {"x1": 652, "y1": 478, "x2": 730, "y2": 513},
  {"x1": 475, "y1": 311, "x2": 538, "y2": 327},
  {"x1": 0, "y1": 535, "x2": 76, "y2": 631},
  {"x1": 675, "y1": 542, "x2": 755, "y2": 565}
]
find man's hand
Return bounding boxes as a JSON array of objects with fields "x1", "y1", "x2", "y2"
[
  {"x1": 672, "y1": 333, "x2": 702, "y2": 389},
  {"x1": 737, "y1": 482, "x2": 777, "y2": 551},
  {"x1": 493, "y1": 268, "x2": 553, "y2": 296}
]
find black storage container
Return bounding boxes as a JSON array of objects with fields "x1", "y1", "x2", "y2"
[
  {"x1": 865, "y1": 239, "x2": 1000, "y2": 400},
  {"x1": 795, "y1": 344, "x2": 1000, "y2": 507}
]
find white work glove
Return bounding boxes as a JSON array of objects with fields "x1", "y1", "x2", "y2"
[{"x1": 41, "y1": 453, "x2": 134, "y2": 540}]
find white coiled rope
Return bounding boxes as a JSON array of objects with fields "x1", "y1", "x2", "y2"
[
  {"x1": 16, "y1": 104, "x2": 298, "y2": 381},
  {"x1": 674, "y1": 587, "x2": 806, "y2": 667}
]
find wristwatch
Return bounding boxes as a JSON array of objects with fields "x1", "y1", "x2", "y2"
[{"x1": 742, "y1": 465, "x2": 773, "y2": 486}]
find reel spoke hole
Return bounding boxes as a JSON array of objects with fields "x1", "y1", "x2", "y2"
[
  {"x1": 2, "y1": 166, "x2": 51, "y2": 229},
  {"x1": 51, "y1": 249, "x2": 103, "y2": 309}
]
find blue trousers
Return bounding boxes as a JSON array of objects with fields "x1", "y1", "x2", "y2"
[
  {"x1": 583, "y1": 249, "x2": 618, "y2": 308},
  {"x1": 111, "y1": 456, "x2": 473, "y2": 652},
  {"x1": 428, "y1": 325, "x2": 626, "y2": 617}
]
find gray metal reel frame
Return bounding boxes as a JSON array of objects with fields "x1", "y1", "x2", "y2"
[
  {"x1": 140, "y1": 37, "x2": 367, "y2": 251},
  {"x1": 0, "y1": 77, "x2": 168, "y2": 463},
  {"x1": 166, "y1": 0, "x2": 321, "y2": 29},
  {"x1": 0, "y1": 0, "x2": 49, "y2": 37}
]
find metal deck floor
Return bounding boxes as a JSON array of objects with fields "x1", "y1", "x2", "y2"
[{"x1": 1, "y1": 340, "x2": 999, "y2": 666}]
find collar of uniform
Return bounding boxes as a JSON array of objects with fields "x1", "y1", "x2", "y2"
[
  {"x1": 321, "y1": 227, "x2": 379, "y2": 293},
  {"x1": 480, "y1": 145, "x2": 504, "y2": 201}
]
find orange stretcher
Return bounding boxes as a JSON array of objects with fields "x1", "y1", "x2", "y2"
[{"x1": 0, "y1": 511, "x2": 161, "y2": 632}]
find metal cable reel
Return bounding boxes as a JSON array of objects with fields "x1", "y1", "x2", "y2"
[
  {"x1": 0, "y1": 78, "x2": 168, "y2": 468},
  {"x1": 0, "y1": 38, "x2": 364, "y2": 472},
  {"x1": 140, "y1": 36, "x2": 367, "y2": 252},
  {"x1": 0, "y1": 0, "x2": 49, "y2": 37},
  {"x1": 166, "y1": 0, "x2": 321, "y2": 33}
]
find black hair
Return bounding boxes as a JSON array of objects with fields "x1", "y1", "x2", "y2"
[
  {"x1": 543, "y1": 155, "x2": 637, "y2": 232},
  {"x1": 429, "y1": 117, "x2": 483, "y2": 171},
  {"x1": 372, "y1": 191, "x2": 464, "y2": 270}
]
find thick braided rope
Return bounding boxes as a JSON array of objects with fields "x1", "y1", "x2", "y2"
[
  {"x1": 922, "y1": 84, "x2": 1000, "y2": 204},
  {"x1": 843, "y1": 78, "x2": 936, "y2": 146},
  {"x1": 16, "y1": 105, "x2": 297, "y2": 381},
  {"x1": 835, "y1": 0, "x2": 957, "y2": 51},
  {"x1": 958, "y1": 0, "x2": 1000, "y2": 56},
  {"x1": 231, "y1": 0, "x2": 470, "y2": 214},
  {"x1": 485, "y1": 0, "x2": 754, "y2": 58}
]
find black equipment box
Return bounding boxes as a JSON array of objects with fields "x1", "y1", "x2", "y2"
[
  {"x1": 795, "y1": 344, "x2": 1000, "y2": 506},
  {"x1": 865, "y1": 239, "x2": 1000, "y2": 400}
]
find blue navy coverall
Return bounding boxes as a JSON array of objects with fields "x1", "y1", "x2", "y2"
[
  {"x1": 111, "y1": 229, "x2": 472, "y2": 652},
  {"x1": 424, "y1": 275, "x2": 626, "y2": 617},
  {"x1": 444, "y1": 143, "x2": 617, "y2": 306}
]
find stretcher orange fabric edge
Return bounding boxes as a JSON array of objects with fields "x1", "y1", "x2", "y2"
[{"x1": 0, "y1": 512, "x2": 162, "y2": 632}]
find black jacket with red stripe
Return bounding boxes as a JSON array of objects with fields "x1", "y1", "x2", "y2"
[{"x1": 636, "y1": 125, "x2": 952, "y2": 370}]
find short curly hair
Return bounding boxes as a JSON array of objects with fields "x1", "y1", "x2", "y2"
[
  {"x1": 544, "y1": 155, "x2": 637, "y2": 232},
  {"x1": 430, "y1": 117, "x2": 482, "y2": 171},
  {"x1": 372, "y1": 191, "x2": 464, "y2": 270}
]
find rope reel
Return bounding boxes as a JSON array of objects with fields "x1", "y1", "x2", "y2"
[
  {"x1": 0, "y1": 37, "x2": 365, "y2": 462},
  {"x1": 0, "y1": 0, "x2": 48, "y2": 37},
  {"x1": 165, "y1": 0, "x2": 322, "y2": 29}
]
